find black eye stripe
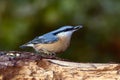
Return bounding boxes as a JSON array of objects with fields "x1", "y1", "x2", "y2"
[
  {"x1": 64, "y1": 28, "x2": 74, "y2": 31},
  {"x1": 53, "y1": 28, "x2": 74, "y2": 35}
]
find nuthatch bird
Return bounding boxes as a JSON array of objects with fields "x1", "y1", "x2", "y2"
[{"x1": 20, "y1": 25, "x2": 82, "y2": 56}]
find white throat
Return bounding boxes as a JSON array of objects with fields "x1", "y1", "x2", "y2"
[{"x1": 57, "y1": 31, "x2": 74, "y2": 39}]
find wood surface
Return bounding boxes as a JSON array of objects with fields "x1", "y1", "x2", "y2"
[{"x1": 0, "y1": 51, "x2": 120, "y2": 80}]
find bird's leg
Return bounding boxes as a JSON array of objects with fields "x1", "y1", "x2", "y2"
[
  {"x1": 37, "y1": 49, "x2": 56, "y2": 58},
  {"x1": 34, "y1": 50, "x2": 46, "y2": 58},
  {"x1": 33, "y1": 48, "x2": 61, "y2": 59},
  {"x1": 35, "y1": 50, "x2": 48, "y2": 57},
  {"x1": 43, "y1": 49, "x2": 56, "y2": 57},
  {"x1": 49, "y1": 52, "x2": 56, "y2": 57}
]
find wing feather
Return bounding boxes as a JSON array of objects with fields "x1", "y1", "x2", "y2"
[{"x1": 28, "y1": 33, "x2": 58, "y2": 44}]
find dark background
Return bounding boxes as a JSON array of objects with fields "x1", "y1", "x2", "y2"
[{"x1": 0, "y1": 0, "x2": 120, "y2": 62}]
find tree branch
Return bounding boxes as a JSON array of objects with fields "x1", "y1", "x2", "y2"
[{"x1": 0, "y1": 51, "x2": 120, "y2": 80}]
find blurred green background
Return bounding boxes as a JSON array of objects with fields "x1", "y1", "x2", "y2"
[{"x1": 0, "y1": 0, "x2": 120, "y2": 62}]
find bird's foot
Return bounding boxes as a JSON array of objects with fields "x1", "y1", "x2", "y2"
[
  {"x1": 39, "y1": 52, "x2": 56, "y2": 59},
  {"x1": 36, "y1": 49, "x2": 57, "y2": 59}
]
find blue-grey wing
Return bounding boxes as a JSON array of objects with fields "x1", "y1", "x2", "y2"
[{"x1": 28, "y1": 34, "x2": 58, "y2": 44}]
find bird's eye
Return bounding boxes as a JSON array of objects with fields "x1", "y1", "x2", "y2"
[
  {"x1": 64, "y1": 29, "x2": 68, "y2": 31},
  {"x1": 64, "y1": 28, "x2": 73, "y2": 31}
]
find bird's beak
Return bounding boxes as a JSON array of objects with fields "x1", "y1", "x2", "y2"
[{"x1": 74, "y1": 25, "x2": 83, "y2": 30}]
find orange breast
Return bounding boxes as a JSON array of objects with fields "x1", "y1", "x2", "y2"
[{"x1": 34, "y1": 37, "x2": 71, "y2": 53}]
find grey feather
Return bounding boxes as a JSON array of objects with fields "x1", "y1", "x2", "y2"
[{"x1": 27, "y1": 33, "x2": 58, "y2": 44}]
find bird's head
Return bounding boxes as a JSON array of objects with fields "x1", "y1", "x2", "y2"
[{"x1": 52, "y1": 25, "x2": 83, "y2": 38}]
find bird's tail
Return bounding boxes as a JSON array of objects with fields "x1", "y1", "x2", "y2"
[
  {"x1": 20, "y1": 44, "x2": 27, "y2": 49},
  {"x1": 20, "y1": 43, "x2": 34, "y2": 49}
]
